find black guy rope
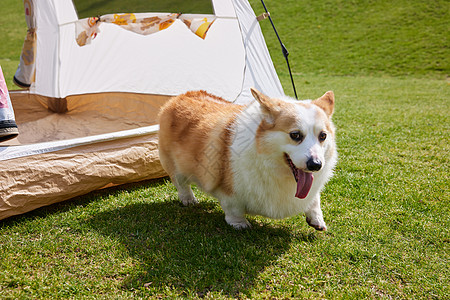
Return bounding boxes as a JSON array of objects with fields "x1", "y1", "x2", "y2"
[{"x1": 260, "y1": 0, "x2": 298, "y2": 99}]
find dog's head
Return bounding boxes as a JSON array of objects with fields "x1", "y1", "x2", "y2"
[{"x1": 251, "y1": 88, "x2": 336, "y2": 199}]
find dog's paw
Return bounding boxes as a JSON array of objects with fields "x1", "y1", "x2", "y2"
[
  {"x1": 225, "y1": 215, "x2": 251, "y2": 230},
  {"x1": 306, "y1": 216, "x2": 327, "y2": 231},
  {"x1": 180, "y1": 195, "x2": 199, "y2": 206}
]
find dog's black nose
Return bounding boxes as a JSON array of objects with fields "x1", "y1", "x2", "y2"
[{"x1": 306, "y1": 158, "x2": 322, "y2": 171}]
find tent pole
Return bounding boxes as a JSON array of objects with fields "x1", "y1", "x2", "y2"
[{"x1": 259, "y1": 0, "x2": 298, "y2": 99}]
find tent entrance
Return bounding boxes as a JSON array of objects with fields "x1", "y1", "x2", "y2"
[
  {"x1": 8, "y1": 92, "x2": 168, "y2": 146},
  {"x1": 73, "y1": 0, "x2": 214, "y2": 19}
]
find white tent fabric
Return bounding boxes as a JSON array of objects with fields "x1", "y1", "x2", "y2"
[
  {"x1": 0, "y1": 0, "x2": 285, "y2": 220},
  {"x1": 232, "y1": 0, "x2": 284, "y2": 104},
  {"x1": 28, "y1": 0, "x2": 283, "y2": 102}
]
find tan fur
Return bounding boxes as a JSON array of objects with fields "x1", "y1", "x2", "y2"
[
  {"x1": 158, "y1": 90, "x2": 243, "y2": 195},
  {"x1": 313, "y1": 92, "x2": 336, "y2": 143},
  {"x1": 312, "y1": 91, "x2": 335, "y2": 117}
]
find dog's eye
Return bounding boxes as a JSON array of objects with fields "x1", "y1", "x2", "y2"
[
  {"x1": 289, "y1": 131, "x2": 304, "y2": 142},
  {"x1": 319, "y1": 131, "x2": 327, "y2": 142}
]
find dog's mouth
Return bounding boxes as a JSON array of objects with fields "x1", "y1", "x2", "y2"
[{"x1": 284, "y1": 153, "x2": 313, "y2": 199}]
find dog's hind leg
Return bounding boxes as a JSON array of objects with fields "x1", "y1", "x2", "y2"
[
  {"x1": 159, "y1": 148, "x2": 198, "y2": 206},
  {"x1": 173, "y1": 173, "x2": 199, "y2": 206},
  {"x1": 305, "y1": 195, "x2": 327, "y2": 231}
]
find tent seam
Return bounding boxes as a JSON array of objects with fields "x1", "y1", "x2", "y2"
[{"x1": 230, "y1": 0, "x2": 248, "y2": 103}]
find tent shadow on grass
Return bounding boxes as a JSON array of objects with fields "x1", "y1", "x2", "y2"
[{"x1": 86, "y1": 194, "x2": 316, "y2": 297}]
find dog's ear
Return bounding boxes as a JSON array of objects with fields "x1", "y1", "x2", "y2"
[
  {"x1": 312, "y1": 91, "x2": 334, "y2": 118},
  {"x1": 251, "y1": 88, "x2": 281, "y2": 117}
]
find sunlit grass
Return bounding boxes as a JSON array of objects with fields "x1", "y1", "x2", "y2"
[{"x1": 1, "y1": 0, "x2": 448, "y2": 298}]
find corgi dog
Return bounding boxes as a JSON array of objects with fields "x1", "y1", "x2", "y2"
[{"x1": 158, "y1": 88, "x2": 337, "y2": 230}]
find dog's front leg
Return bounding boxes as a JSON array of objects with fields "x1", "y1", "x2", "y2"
[
  {"x1": 219, "y1": 196, "x2": 251, "y2": 229},
  {"x1": 225, "y1": 214, "x2": 251, "y2": 229},
  {"x1": 305, "y1": 195, "x2": 327, "y2": 231}
]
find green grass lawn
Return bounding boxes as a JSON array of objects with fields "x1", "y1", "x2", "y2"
[
  {"x1": 1, "y1": 0, "x2": 449, "y2": 299},
  {"x1": 253, "y1": 0, "x2": 449, "y2": 81}
]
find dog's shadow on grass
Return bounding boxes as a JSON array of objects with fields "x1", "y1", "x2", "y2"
[
  {"x1": 87, "y1": 186, "x2": 315, "y2": 297},
  {"x1": 1, "y1": 178, "x2": 318, "y2": 297}
]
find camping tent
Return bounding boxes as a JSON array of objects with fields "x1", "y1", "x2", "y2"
[{"x1": 0, "y1": 0, "x2": 284, "y2": 220}]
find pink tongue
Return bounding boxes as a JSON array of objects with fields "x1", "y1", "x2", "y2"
[{"x1": 295, "y1": 171, "x2": 313, "y2": 199}]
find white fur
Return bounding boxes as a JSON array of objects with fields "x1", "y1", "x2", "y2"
[{"x1": 217, "y1": 98, "x2": 337, "y2": 229}]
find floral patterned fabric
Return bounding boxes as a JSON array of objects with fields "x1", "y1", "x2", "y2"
[
  {"x1": 14, "y1": 0, "x2": 36, "y2": 87},
  {"x1": 76, "y1": 13, "x2": 216, "y2": 46}
]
